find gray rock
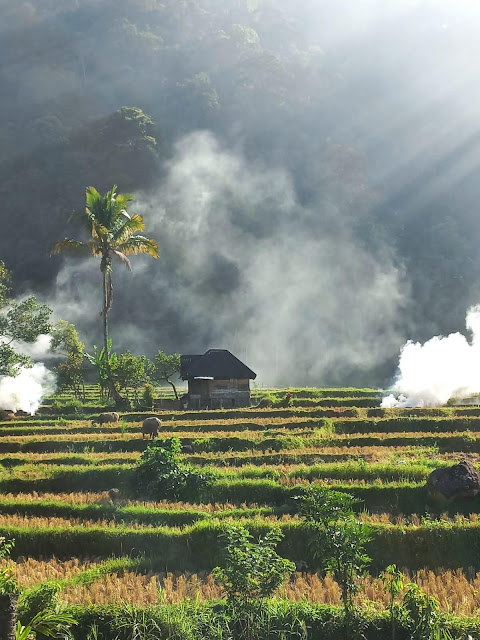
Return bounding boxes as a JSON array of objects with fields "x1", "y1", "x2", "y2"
[{"x1": 426, "y1": 460, "x2": 480, "y2": 502}]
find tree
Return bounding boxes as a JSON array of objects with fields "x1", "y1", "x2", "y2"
[
  {"x1": 52, "y1": 186, "x2": 159, "y2": 406},
  {"x1": 49, "y1": 320, "x2": 85, "y2": 399},
  {"x1": 115, "y1": 351, "x2": 146, "y2": 405},
  {"x1": 153, "y1": 350, "x2": 181, "y2": 400},
  {"x1": 85, "y1": 107, "x2": 161, "y2": 190},
  {"x1": 0, "y1": 263, "x2": 51, "y2": 378}
]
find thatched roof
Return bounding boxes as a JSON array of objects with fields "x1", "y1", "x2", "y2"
[{"x1": 180, "y1": 349, "x2": 256, "y2": 380}]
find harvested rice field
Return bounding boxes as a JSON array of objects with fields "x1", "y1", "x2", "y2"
[{"x1": 2, "y1": 386, "x2": 480, "y2": 638}]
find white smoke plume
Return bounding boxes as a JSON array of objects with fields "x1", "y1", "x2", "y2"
[
  {"x1": 50, "y1": 131, "x2": 409, "y2": 386},
  {"x1": 382, "y1": 305, "x2": 480, "y2": 407},
  {"x1": 13, "y1": 334, "x2": 53, "y2": 360},
  {"x1": 0, "y1": 364, "x2": 56, "y2": 414}
]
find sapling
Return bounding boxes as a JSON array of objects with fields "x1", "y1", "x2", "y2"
[
  {"x1": 379, "y1": 564, "x2": 405, "y2": 640},
  {"x1": 296, "y1": 485, "x2": 372, "y2": 637},
  {"x1": 213, "y1": 524, "x2": 295, "y2": 640},
  {"x1": 213, "y1": 524, "x2": 295, "y2": 604},
  {"x1": 402, "y1": 583, "x2": 453, "y2": 640}
]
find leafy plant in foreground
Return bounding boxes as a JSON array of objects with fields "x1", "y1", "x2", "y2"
[
  {"x1": 402, "y1": 583, "x2": 453, "y2": 640},
  {"x1": 17, "y1": 583, "x2": 60, "y2": 624},
  {"x1": 15, "y1": 610, "x2": 77, "y2": 640},
  {"x1": 297, "y1": 485, "x2": 371, "y2": 638},
  {"x1": 379, "y1": 564, "x2": 405, "y2": 640},
  {"x1": 213, "y1": 524, "x2": 297, "y2": 640},
  {"x1": 0, "y1": 538, "x2": 19, "y2": 597}
]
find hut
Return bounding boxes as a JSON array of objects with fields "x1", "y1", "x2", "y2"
[{"x1": 180, "y1": 349, "x2": 256, "y2": 409}]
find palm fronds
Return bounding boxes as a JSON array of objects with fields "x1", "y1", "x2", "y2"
[
  {"x1": 50, "y1": 239, "x2": 88, "y2": 256},
  {"x1": 120, "y1": 235, "x2": 159, "y2": 258},
  {"x1": 112, "y1": 250, "x2": 132, "y2": 271}
]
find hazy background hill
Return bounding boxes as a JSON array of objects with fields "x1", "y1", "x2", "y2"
[{"x1": 2, "y1": 0, "x2": 480, "y2": 386}]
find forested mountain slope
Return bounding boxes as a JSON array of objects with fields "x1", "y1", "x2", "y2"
[{"x1": 1, "y1": 0, "x2": 479, "y2": 386}]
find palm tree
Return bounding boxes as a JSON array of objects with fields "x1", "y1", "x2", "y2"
[{"x1": 52, "y1": 185, "x2": 159, "y2": 405}]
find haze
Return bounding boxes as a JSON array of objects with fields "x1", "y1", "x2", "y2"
[{"x1": 1, "y1": 0, "x2": 480, "y2": 386}]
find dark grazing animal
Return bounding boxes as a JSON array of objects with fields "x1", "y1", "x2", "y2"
[
  {"x1": 92, "y1": 412, "x2": 120, "y2": 425},
  {"x1": 108, "y1": 488, "x2": 121, "y2": 503},
  {"x1": 142, "y1": 416, "x2": 162, "y2": 439},
  {"x1": 181, "y1": 443, "x2": 194, "y2": 454},
  {"x1": 294, "y1": 560, "x2": 308, "y2": 573}
]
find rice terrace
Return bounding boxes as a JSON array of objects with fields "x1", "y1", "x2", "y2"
[{"x1": 0, "y1": 383, "x2": 479, "y2": 639}]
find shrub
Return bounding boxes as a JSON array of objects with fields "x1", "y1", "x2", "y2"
[
  {"x1": 213, "y1": 524, "x2": 297, "y2": 640},
  {"x1": 213, "y1": 524, "x2": 295, "y2": 603},
  {"x1": 133, "y1": 437, "x2": 213, "y2": 501},
  {"x1": 17, "y1": 582, "x2": 61, "y2": 624},
  {"x1": 256, "y1": 393, "x2": 276, "y2": 408},
  {"x1": 296, "y1": 486, "x2": 372, "y2": 636},
  {"x1": 402, "y1": 583, "x2": 453, "y2": 640},
  {"x1": 0, "y1": 537, "x2": 18, "y2": 596},
  {"x1": 142, "y1": 383, "x2": 155, "y2": 411}
]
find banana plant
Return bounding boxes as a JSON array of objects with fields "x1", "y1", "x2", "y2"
[
  {"x1": 15, "y1": 610, "x2": 77, "y2": 640},
  {"x1": 85, "y1": 340, "x2": 118, "y2": 399}
]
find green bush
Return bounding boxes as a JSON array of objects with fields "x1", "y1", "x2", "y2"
[
  {"x1": 17, "y1": 583, "x2": 61, "y2": 624},
  {"x1": 133, "y1": 438, "x2": 213, "y2": 501},
  {"x1": 213, "y1": 525, "x2": 294, "y2": 602},
  {"x1": 142, "y1": 383, "x2": 155, "y2": 411},
  {"x1": 0, "y1": 537, "x2": 18, "y2": 596}
]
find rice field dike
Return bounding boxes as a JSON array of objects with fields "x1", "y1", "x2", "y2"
[{"x1": 4, "y1": 386, "x2": 480, "y2": 639}]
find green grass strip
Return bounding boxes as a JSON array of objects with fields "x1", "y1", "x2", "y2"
[{"x1": 3, "y1": 518, "x2": 480, "y2": 572}]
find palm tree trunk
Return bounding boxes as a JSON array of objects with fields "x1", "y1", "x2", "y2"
[{"x1": 102, "y1": 270, "x2": 123, "y2": 406}]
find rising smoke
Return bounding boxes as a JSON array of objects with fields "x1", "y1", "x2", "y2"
[
  {"x1": 53, "y1": 131, "x2": 409, "y2": 386},
  {"x1": 4, "y1": 0, "x2": 480, "y2": 387},
  {"x1": 0, "y1": 363, "x2": 56, "y2": 414},
  {"x1": 382, "y1": 305, "x2": 480, "y2": 408}
]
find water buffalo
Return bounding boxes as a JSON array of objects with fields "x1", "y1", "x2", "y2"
[
  {"x1": 108, "y1": 488, "x2": 121, "y2": 503},
  {"x1": 142, "y1": 416, "x2": 162, "y2": 439},
  {"x1": 181, "y1": 442, "x2": 195, "y2": 454},
  {"x1": 92, "y1": 412, "x2": 120, "y2": 425}
]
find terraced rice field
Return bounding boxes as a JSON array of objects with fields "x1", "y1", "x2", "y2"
[{"x1": 4, "y1": 386, "x2": 480, "y2": 636}]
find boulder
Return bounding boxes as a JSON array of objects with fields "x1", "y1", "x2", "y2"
[{"x1": 426, "y1": 460, "x2": 480, "y2": 502}]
